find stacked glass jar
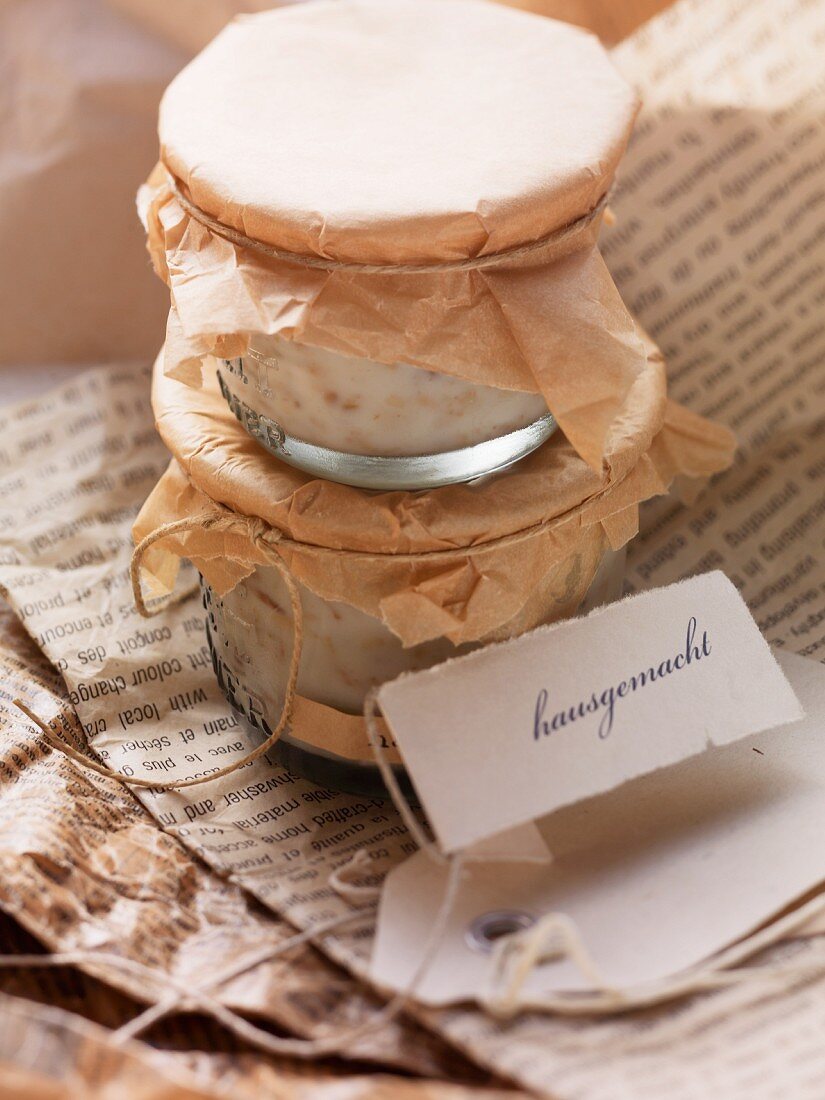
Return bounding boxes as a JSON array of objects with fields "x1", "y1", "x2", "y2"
[{"x1": 136, "y1": 0, "x2": 734, "y2": 795}]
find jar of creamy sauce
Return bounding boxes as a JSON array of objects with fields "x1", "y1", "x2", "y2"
[
  {"x1": 202, "y1": 546, "x2": 625, "y2": 798},
  {"x1": 217, "y1": 335, "x2": 555, "y2": 490}
]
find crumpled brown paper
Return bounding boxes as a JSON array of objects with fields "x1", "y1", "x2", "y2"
[
  {"x1": 134, "y1": 350, "x2": 735, "y2": 649},
  {"x1": 137, "y1": 0, "x2": 663, "y2": 472},
  {"x1": 0, "y1": 602, "x2": 468, "y2": 1074},
  {"x1": 0, "y1": 989, "x2": 527, "y2": 1100}
]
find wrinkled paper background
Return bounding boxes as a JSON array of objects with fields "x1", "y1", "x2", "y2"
[{"x1": 1, "y1": 0, "x2": 825, "y2": 1096}]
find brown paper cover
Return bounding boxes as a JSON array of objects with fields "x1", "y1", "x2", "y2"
[{"x1": 159, "y1": 0, "x2": 636, "y2": 261}]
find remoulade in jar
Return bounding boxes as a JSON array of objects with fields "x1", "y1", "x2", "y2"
[
  {"x1": 142, "y1": 0, "x2": 650, "y2": 491},
  {"x1": 201, "y1": 547, "x2": 625, "y2": 796},
  {"x1": 217, "y1": 338, "x2": 554, "y2": 490}
]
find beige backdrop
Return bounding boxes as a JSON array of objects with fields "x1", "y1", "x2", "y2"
[{"x1": 0, "y1": 0, "x2": 670, "y2": 366}]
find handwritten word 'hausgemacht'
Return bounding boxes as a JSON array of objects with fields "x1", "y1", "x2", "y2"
[{"x1": 533, "y1": 616, "x2": 712, "y2": 743}]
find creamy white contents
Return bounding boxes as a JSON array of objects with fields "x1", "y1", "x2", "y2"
[
  {"x1": 210, "y1": 568, "x2": 467, "y2": 715},
  {"x1": 208, "y1": 550, "x2": 626, "y2": 719},
  {"x1": 222, "y1": 334, "x2": 549, "y2": 456}
]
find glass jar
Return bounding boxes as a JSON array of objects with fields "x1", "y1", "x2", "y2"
[
  {"x1": 202, "y1": 546, "x2": 626, "y2": 798},
  {"x1": 217, "y1": 334, "x2": 555, "y2": 490}
]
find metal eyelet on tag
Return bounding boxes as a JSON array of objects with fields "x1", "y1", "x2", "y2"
[{"x1": 465, "y1": 910, "x2": 535, "y2": 954}]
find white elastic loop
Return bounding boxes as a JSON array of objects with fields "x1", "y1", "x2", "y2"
[
  {"x1": 483, "y1": 911, "x2": 620, "y2": 1018},
  {"x1": 482, "y1": 891, "x2": 825, "y2": 1016},
  {"x1": 329, "y1": 849, "x2": 384, "y2": 905}
]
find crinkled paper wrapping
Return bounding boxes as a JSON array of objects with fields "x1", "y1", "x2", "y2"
[
  {"x1": 0, "y1": 990, "x2": 525, "y2": 1100},
  {"x1": 0, "y1": 586, "x2": 459, "y2": 1073},
  {"x1": 137, "y1": 0, "x2": 661, "y2": 472},
  {"x1": 134, "y1": 351, "x2": 735, "y2": 650}
]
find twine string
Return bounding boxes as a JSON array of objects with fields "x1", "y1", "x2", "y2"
[
  {"x1": 327, "y1": 849, "x2": 385, "y2": 905},
  {"x1": 0, "y1": 907, "x2": 376, "y2": 1058},
  {"x1": 88, "y1": 860, "x2": 465, "y2": 1055},
  {"x1": 484, "y1": 911, "x2": 619, "y2": 1016},
  {"x1": 480, "y1": 890, "x2": 825, "y2": 1016},
  {"x1": 106, "y1": 905, "x2": 387, "y2": 1051},
  {"x1": 363, "y1": 686, "x2": 444, "y2": 866},
  {"x1": 0, "y1": 891, "x2": 824, "y2": 1060},
  {"x1": 169, "y1": 174, "x2": 609, "y2": 276},
  {"x1": 14, "y1": 513, "x2": 304, "y2": 792}
]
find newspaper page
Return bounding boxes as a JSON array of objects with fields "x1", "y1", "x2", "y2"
[
  {"x1": 0, "y1": 521, "x2": 469, "y2": 1078},
  {"x1": 0, "y1": 0, "x2": 823, "y2": 1098},
  {"x1": 605, "y1": 0, "x2": 825, "y2": 657}
]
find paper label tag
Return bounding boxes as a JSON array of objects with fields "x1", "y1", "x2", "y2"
[
  {"x1": 377, "y1": 572, "x2": 803, "y2": 853},
  {"x1": 370, "y1": 651, "x2": 824, "y2": 1005}
]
